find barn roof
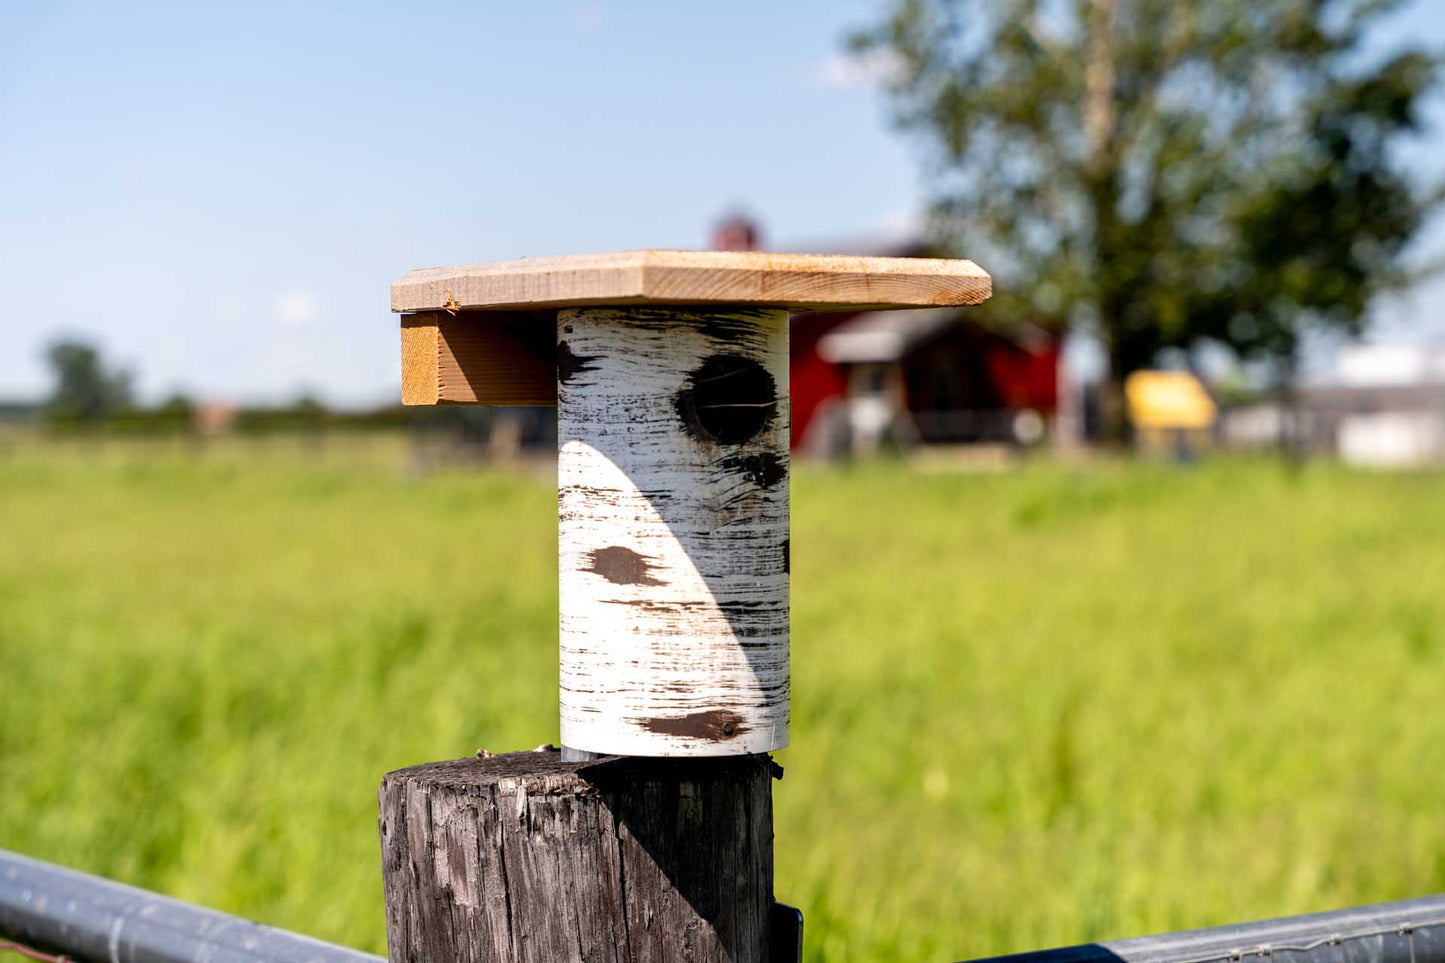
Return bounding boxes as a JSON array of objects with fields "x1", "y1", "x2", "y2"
[
  {"x1": 816, "y1": 308, "x2": 960, "y2": 364},
  {"x1": 815, "y1": 308, "x2": 1057, "y2": 365}
]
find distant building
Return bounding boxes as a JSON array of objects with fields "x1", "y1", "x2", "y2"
[
  {"x1": 1223, "y1": 343, "x2": 1445, "y2": 467},
  {"x1": 0, "y1": 401, "x2": 40, "y2": 425},
  {"x1": 1301, "y1": 344, "x2": 1445, "y2": 468},
  {"x1": 194, "y1": 400, "x2": 239, "y2": 436},
  {"x1": 710, "y1": 213, "x2": 762, "y2": 252},
  {"x1": 796, "y1": 303, "x2": 1058, "y2": 454},
  {"x1": 708, "y1": 216, "x2": 1061, "y2": 455}
]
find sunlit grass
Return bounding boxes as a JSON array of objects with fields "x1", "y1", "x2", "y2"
[{"x1": 2, "y1": 439, "x2": 1442, "y2": 962}]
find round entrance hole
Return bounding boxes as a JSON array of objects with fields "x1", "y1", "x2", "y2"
[{"x1": 675, "y1": 354, "x2": 777, "y2": 445}]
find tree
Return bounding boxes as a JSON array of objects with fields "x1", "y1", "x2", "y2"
[
  {"x1": 43, "y1": 339, "x2": 134, "y2": 423},
  {"x1": 852, "y1": 0, "x2": 1441, "y2": 432}
]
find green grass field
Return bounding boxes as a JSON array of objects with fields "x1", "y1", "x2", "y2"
[{"x1": 2, "y1": 438, "x2": 1443, "y2": 962}]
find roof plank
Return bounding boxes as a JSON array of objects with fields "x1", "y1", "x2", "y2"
[{"x1": 392, "y1": 250, "x2": 990, "y2": 314}]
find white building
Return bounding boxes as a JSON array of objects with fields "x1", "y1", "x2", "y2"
[{"x1": 1306, "y1": 344, "x2": 1445, "y2": 468}]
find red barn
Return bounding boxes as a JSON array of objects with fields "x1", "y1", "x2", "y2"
[
  {"x1": 710, "y1": 217, "x2": 1060, "y2": 454},
  {"x1": 713, "y1": 216, "x2": 1063, "y2": 454},
  {"x1": 792, "y1": 304, "x2": 1059, "y2": 454}
]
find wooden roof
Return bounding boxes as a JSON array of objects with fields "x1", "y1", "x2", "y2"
[{"x1": 392, "y1": 250, "x2": 990, "y2": 314}]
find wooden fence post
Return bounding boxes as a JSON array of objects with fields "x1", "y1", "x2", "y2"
[
  {"x1": 381, "y1": 250, "x2": 990, "y2": 961},
  {"x1": 379, "y1": 753, "x2": 774, "y2": 963}
]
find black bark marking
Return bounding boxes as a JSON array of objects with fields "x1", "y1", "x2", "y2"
[
  {"x1": 641, "y1": 709, "x2": 748, "y2": 741},
  {"x1": 718, "y1": 451, "x2": 787, "y2": 489},
  {"x1": 599, "y1": 598, "x2": 707, "y2": 613},
  {"x1": 669, "y1": 307, "x2": 774, "y2": 344},
  {"x1": 782, "y1": 538, "x2": 790, "y2": 573},
  {"x1": 556, "y1": 341, "x2": 598, "y2": 384},
  {"x1": 586, "y1": 546, "x2": 666, "y2": 586},
  {"x1": 675, "y1": 355, "x2": 776, "y2": 445},
  {"x1": 693, "y1": 311, "x2": 773, "y2": 347}
]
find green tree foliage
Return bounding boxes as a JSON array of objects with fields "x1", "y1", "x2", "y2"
[
  {"x1": 853, "y1": 0, "x2": 1441, "y2": 395},
  {"x1": 43, "y1": 339, "x2": 134, "y2": 423}
]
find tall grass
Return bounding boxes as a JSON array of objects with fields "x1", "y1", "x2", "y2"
[{"x1": 2, "y1": 440, "x2": 1442, "y2": 962}]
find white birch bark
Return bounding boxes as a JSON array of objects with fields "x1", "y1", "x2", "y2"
[{"x1": 557, "y1": 307, "x2": 790, "y2": 756}]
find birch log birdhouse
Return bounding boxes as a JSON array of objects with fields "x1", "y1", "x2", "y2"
[{"x1": 393, "y1": 250, "x2": 992, "y2": 757}]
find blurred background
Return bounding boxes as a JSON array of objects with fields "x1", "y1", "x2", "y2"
[{"x1": 2, "y1": 2, "x2": 1444, "y2": 961}]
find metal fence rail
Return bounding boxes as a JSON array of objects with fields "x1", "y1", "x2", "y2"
[
  {"x1": 7, "y1": 844, "x2": 1445, "y2": 963},
  {"x1": 963, "y1": 894, "x2": 1445, "y2": 963},
  {"x1": 0, "y1": 849, "x2": 383, "y2": 963}
]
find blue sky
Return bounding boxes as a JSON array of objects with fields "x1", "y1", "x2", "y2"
[{"x1": 2, "y1": 1, "x2": 1442, "y2": 406}]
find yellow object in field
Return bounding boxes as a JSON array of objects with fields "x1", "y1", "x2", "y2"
[{"x1": 1125, "y1": 371, "x2": 1217, "y2": 430}]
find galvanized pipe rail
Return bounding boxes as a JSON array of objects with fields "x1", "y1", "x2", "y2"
[
  {"x1": 6, "y1": 847, "x2": 1445, "y2": 963},
  {"x1": 0, "y1": 849, "x2": 382, "y2": 963},
  {"x1": 963, "y1": 894, "x2": 1445, "y2": 963}
]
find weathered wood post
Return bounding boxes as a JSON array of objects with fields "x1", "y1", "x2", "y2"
[{"x1": 380, "y1": 250, "x2": 990, "y2": 962}]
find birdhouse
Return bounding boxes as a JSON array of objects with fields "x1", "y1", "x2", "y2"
[{"x1": 393, "y1": 250, "x2": 991, "y2": 756}]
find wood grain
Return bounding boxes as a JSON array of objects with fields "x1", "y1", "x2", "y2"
[
  {"x1": 378, "y1": 750, "x2": 774, "y2": 963},
  {"x1": 392, "y1": 249, "x2": 991, "y2": 314},
  {"x1": 400, "y1": 311, "x2": 556, "y2": 406},
  {"x1": 558, "y1": 307, "x2": 790, "y2": 756}
]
